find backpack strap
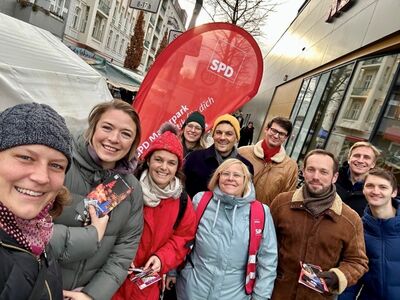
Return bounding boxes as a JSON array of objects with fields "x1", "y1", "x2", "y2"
[
  {"x1": 195, "y1": 191, "x2": 213, "y2": 225},
  {"x1": 173, "y1": 190, "x2": 188, "y2": 230},
  {"x1": 245, "y1": 200, "x2": 265, "y2": 295}
]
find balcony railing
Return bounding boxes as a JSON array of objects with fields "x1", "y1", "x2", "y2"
[{"x1": 98, "y1": 0, "x2": 110, "y2": 15}]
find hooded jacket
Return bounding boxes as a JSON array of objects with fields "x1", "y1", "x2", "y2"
[
  {"x1": 176, "y1": 184, "x2": 277, "y2": 300},
  {"x1": 238, "y1": 141, "x2": 298, "y2": 205},
  {"x1": 50, "y1": 133, "x2": 143, "y2": 300},
  {"x1": 339, "y1": 200, "x2": 400, "y2": 300},
  {"x1": 270, "y1": 188, "x2": 368, "y2": 300},
  {"x1": 0, "y1": 229, "x2": 63, "y2": 300},
  {"x1": 184, "y1": 145, "x2": 254, "y2": 198}
]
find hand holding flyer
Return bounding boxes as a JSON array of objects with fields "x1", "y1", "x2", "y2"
[
  {"x1": 83, "y1": 174, "x2": 133, "y2": 221},
  {"x1": 298, "y1": 262, "x2": 329, "y2": 293},
  {"x1": 129, "y1": 268, "x2": 162, "y2": 290}
]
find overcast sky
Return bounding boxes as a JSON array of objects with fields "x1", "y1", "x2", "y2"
[{"x1": 178, "y1": 0, "x2": 304, "y2": 55}]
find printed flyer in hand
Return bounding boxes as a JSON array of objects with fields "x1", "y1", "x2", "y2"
[
  {"x1": 298, "y1": 262, "x2": 329, "y2": 293},
  {"x1": 129, "y1": 268, "x2": 161, "y2": 290}
]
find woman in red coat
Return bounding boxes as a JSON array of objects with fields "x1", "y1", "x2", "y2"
[{"x1": 113, "y1": 124, "x2": 196, "y2": 300}]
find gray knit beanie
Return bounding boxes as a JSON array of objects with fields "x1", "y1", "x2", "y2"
[{"x1": 0, "y1": 103, "x2": 72, "y2": 171}]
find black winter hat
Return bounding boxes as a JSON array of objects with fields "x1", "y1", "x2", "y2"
[
  {"x1": 0, "y1": 103, "x2": 72, "y2": 171},
  {"x1": 183, "y1": 111, "x2": 205, "y2": 131}
]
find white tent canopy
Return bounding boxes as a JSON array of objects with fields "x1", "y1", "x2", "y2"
[{"x1": 0, "y1": 13, "x2": 112, "y2": 132}]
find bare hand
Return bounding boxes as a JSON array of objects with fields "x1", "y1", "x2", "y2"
[
  {"x1": 165, "y1": 275, "x2": 176, "y2": 290},
  {"x1": 127, "y1": 261, "x2": 136, "y2": 275},
  {"x1": 88, "y1": 205, "x2": 109, "y2": 242},
  {"x1": 63, "y1": 290, "x2": 92, "y2": 300},
  {"x1": 144, "y1": 255, "x2": 161, "y2": 273}
]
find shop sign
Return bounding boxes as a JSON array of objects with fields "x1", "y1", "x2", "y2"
[
  {"x1": 130, "y1": 0, "x2": 161, "y2": 13},
  {"x1": 326, "y1": 0, "x2": 354, "y2": 23}
]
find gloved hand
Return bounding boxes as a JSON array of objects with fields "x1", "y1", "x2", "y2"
[{"x1": 318, "y1": 271, "x2": 339, "y2": 291}]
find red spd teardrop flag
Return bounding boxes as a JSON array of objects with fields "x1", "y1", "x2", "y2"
[{"x1": 134, "y1": 22, "x2": 263, "y2": 156}]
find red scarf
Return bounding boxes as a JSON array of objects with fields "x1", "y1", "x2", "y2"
[{"x1": 261, "y1": 140, "x2": 280, "y2": 162}]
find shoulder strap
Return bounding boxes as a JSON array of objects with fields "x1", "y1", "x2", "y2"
[
  {"x1": 174, "y1": 190, "x2": 188, "y2": 230},
  {"x1": 245, "y1": 200, "x2": 266, "y2": 295},
  {"x1": 195, "y1": 191, "x2": 213, "y2": 225}
]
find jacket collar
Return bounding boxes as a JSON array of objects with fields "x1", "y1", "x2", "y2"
[
  {"x1": 290, "y1": 187, "x2": 343, "y2": 220},
  {"x1": 253, "y1": 140, "x2": 286, "y2": 163}
]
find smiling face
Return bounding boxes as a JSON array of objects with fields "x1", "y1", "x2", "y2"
[
  {"x1": 91, "y1": 109, "x2": 137, "y2": 169},
  {"x1": 264, "y1": 122, "x2": 288, "y2": 148},
  {"x1": 363, "y1": 174, "x2": 397, "y2": 210},
  {"x1": 148, "y1": 150, "x2": 179, "y2": 189},
  {"x1": 0, "y1": 145, "x2": 68, "y2": 220},
  {"x1": 183, "y1": 122, "x2": 203, "y2": 144},
  {"x1": 218, "y1": 163, "x2": 245, "y2": 197},
  {"x1": 213, "y1": 123, "x2": 237, "y2": 156},
  {"x1": 303, "y1": 154, "x2": 338, "y2": 195},
  {"x1": 348, "y1": 146, "x2": 376, "y2": 177}
]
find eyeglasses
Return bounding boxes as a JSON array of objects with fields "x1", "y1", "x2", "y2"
[
  {"x1": 269, "y1": 127, "x2": 288, "y2": 138},
  {"x1": 186, "y1": 124, "x2": 202, "y2": 132},
  {"x1": 220, "y1": 171, "x2": 244, "y2": 180}
]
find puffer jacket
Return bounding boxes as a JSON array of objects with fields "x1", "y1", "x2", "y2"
[
  {"x1": 238, "y1": 141, "x2": 298, "y2": 205},
  {"x1": 50, "y1": 133, "x2": 143, "y2": 300},
  {"x1": 0, "y1": 229, "x2": 63, "y2": 300},
  {"x1": 176, "y1": 184, "x2": 278, "y2": 300},
  {"x1": 113, "y1": 193, "x2": 197, "y2": 300},
  {"x1": 270, "y1": 188, "x2": 368, "y2": 300},
  {"x1": 339, "y1": 200, "x2": 400, "y2": 300}
]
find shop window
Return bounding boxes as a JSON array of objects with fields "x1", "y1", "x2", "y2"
[
  {"x1": 291, "y1": 73, "x2": 330, "y2": 161},
  {"x1": 327, "y1": 53, "x2": 400, "y2": 163},
  {"x1": 286, "y1": 77, "x2": 318, "y2": 155},
  {"x1": 370, "y1": 56, "x2": 400, "y2": 179},
  {"x1": 300, "y1": 63, "x2": 355, "y2": 156}
]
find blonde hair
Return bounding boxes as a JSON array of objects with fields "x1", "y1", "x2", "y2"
[
  {"x1": 84, "y1": 99, "x2": 141, "y2": 161},
  {"x1": 348, "y1": 142, "x2": 380, "y2": 162},
  {"x1": 49, "y1": 186, "x2": 70, "y2": 218},
  {"x1": 208, "y1": 158, "x2": 251, "y2": 195}
]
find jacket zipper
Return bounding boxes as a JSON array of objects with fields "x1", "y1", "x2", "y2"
[{"x1": 0, "y1": 240, "x2": 52, "y2": 299}]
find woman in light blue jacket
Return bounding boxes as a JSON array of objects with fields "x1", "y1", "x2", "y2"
[{"x1": 176, "y1": 158, "x2": 277, "y2": 300}]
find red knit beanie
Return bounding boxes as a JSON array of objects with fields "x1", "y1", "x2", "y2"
[{"x1": 142, "y1": 123, "x2": 184, "y2": 168}]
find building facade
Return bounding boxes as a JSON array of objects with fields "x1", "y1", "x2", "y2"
[
  {"x1": 0, "y1": 0, "x2": 71, "y2": 39},
  {"x1": 63, "y1": 0, "x2": 186, "y2": 72},
  {"x1": 245, "y1": 0, "x2": 400, "y2": 179}
]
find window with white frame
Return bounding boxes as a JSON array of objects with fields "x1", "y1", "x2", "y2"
[
  {"x1": 106, "y1": 30, "x2": 113, "y2": 48},
  {"x1": 80, "y1": 5, "x2": 89, "y2": 33},
  {"x1": 92, "y1": 14, "x2": 106, "y2": 41},
  {"x1": 113, "y1": 34, "x2": 119, "y2": 51},
  {"x1": 72, "y1": 6, "x2": 81, "y2": 30},
  {"x1": 344, "y1": 98, "x2": 364, "y2": 120},
  {"x1": 119, "y1": 39, "x2": 125, "y2": 54},
  {"x1": 50, "y1": 0, "x2": 66, "y2": 16}
]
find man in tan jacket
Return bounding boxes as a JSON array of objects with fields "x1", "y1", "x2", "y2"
[
  {"x1": 239, "y1": 116, "x2": 298, "y2": 205},
  {"x1": 270, "y1": 149, "x2": 368, "y2": 300}
]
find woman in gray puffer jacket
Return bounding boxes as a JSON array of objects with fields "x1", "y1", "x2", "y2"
[{"x1": 50, "y1": 100, "x2": 144, "y2": 300}]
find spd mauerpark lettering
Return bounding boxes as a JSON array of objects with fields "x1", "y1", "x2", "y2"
[{"x1": 137, "y1": 97, "x2": 215, "y2": 156}]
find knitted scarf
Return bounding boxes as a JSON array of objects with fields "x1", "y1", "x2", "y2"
[
  {"x1": 140, "y1": 169, "x2": 183, "y2": 207},
  {"x1": 261, "y1": 140, "x2": 280, "y2": 162},
  {"x1": 215, "y1": 147, "x2": 238, "y2": 165},
  {"x1": 0, "y1": 202, "x2": 53, "y2": 256},
  {"x1": 302, "y1": 185, "x2": 336, "y2": 217}
]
